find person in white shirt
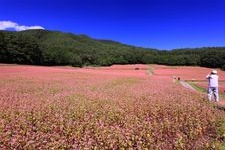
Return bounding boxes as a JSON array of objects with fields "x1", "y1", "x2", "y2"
[{"x1": 206, "y1": 70, "x2": 219, "y2": 102}]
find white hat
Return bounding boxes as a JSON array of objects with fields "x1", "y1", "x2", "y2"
[{"x1": 211, "y1": 70, "x2": 217, "y2": 74}]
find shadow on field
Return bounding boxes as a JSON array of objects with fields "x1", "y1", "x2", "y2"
[{"x1": 215, "y1": 105, "x2": 225, "y2": 112}]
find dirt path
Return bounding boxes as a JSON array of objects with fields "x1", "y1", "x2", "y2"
[{"x1": 179, "y1": 81, "x2": 196, "y2": 91}]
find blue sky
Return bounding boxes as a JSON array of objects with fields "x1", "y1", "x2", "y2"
[{"x1": 0, "y1": 0, "x2": 225, "y2": 50}]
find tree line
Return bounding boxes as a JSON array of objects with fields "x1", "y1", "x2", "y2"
[{"x1": 0, "y1": 30, "x2": 225, "y2": 70}]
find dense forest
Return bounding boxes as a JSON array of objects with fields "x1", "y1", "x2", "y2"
[{"x1": 0, "y1": 29, "x2": 225, "y2": 70}]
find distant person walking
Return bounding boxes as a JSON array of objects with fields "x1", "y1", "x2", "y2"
[{"x1": 206, "y1": 70, "x2": 219, "y2": 102}]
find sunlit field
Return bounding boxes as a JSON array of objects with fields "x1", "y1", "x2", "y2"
[
  {"x1": 152, "y1": 64, "x2": 225, "y2": 80},
  {"x1": 0, "y1": 64, "x2": 224, "y2": 149},
  {"x1": 152, "y1": 65, "x2": 225, "y2": 100}
]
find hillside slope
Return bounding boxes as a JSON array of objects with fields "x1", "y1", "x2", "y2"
[
  {"x1": 0, "y1": 29, "x2": 157, "y2": 66},
  {"x1": 0, "y1": 29, "x2": 225, "y2": 69}
]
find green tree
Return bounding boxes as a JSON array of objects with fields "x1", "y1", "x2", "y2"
[{"x1": 0, "y1": 32, "x2": 8, "y2": 62}]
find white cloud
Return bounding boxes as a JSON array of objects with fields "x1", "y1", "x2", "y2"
[
  {"x1": 0, "y1": 21, "x2": 17, "y2": 30},
  {"x1": 15, "y1": 25, "x2": 45, "y2": 31},
  {"x1": 0, "y1": 21, "x2": 45, "y2": 31}
]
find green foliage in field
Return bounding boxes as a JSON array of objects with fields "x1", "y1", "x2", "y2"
[
  {"x1": 189, "y1": 82, "x2": 207, "y2": 93},
  {"x1": 1, "y1": 29, "x2": 225, "y2": 69}
]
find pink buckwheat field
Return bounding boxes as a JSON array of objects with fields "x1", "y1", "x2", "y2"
[{"x1": 0, "y1": 64, "x2": 225, "y2": 149}]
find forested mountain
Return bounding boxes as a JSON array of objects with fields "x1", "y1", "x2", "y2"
[{"x1": 0, "y1": 29, "x2": 225, "y2": 70}]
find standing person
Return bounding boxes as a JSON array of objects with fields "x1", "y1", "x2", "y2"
[{"x1": 206, "y1": 70, "x2": 219, "y2": 102}]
